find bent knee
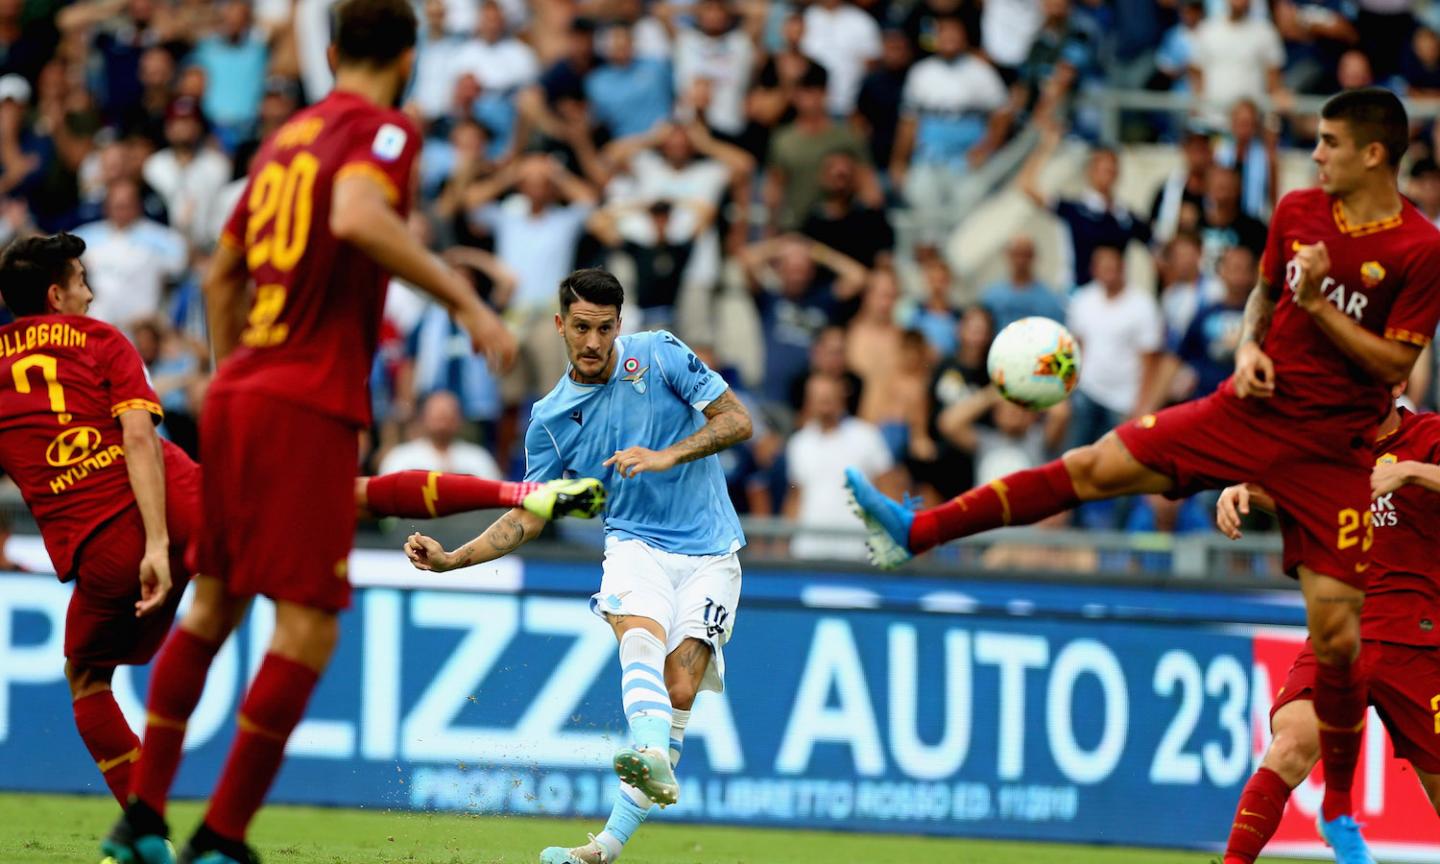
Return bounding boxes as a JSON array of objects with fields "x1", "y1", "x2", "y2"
[
  {"x1": 1265, "y1": 729, "x2": 1319, "y2": 784},
  {"x1": 667, "y1": 681, "x2": 698, "y2": 712},
  {"x1": 65, "y1": 660, "x2": 114, "y2": 699}
]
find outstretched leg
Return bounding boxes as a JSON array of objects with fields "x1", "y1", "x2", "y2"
[{"x1": 356, "y1": 471, "x2": 605, "y2": 521}]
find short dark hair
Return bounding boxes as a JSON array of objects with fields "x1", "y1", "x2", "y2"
[
  {"x1": 799, "y1": 63, "x2": 829, "y2": 91},
  {"x1": 0, "y1": 233, "x2": 85, "y2": 317},
  {"x1": 333, "y1": 0, "x2": 417, "y2": 66},
  {"x1": 559, "y1": 268, "x2": 625, "y2": 315},
  {"x1": 1321, "y1": 88, "x2": 1409, "y2": 169}
]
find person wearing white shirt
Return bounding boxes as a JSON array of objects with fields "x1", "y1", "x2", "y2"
[
  {"x1": 891, "y1": 15, "x2": 1011, "y2": 242},
  {"x1": 410, "y1": 0, "x2": 470, "y2": 121},
  {"x1": 800, "y1": 0, "x2": 882, "y2": 116},
  {"x1": 786, "y1": 373, "x2": 897, "y2": 560},
  {"x1": 673, "y1": 0, "x2": 756, "y2": 136},
  {"x1": 380, "y1": 392, "x2": 503, "y2": 479},
  {"x1": 1189, "y1": 0, "x2": 1286, "y2": 117},
  {"x1": 1064, "y1": 245, "x2": 1164, "y2": 450},
  {"x1": 981, "y1": 0, "x2": 1045, "y2": 74},
  {"x1": 73, "y1": 180, "x2": 188, "y2": 329},
  {"x1": 451, "y1": 1, "x2": 540, "y2": 94},
  {"x1": 142, "y1": 97, "x2": 232, "y2": 249}
]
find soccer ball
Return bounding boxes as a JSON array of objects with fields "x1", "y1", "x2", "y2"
[{"x1": 986, "y1": 316, "x2": 1081, "y2": 410}]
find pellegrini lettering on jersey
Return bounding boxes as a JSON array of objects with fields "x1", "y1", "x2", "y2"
[{"x1": 0, "y1": 323, "x2": 87, "y2": 358}]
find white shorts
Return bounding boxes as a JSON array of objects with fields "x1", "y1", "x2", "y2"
[{"x1": 591, "y1": 537, "x2": 743, "y2": 694}]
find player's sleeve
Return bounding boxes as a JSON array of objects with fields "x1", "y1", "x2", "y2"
[
  {"x1": 653, "y1": 330, "x2": 727, "y2": 411},
  {"x1": 98, "y1": 326, "x2": 163, "y2": 424},
  {"x1": 521, "y1": 414, "x2": 564, "y2": 482},
  {"x1": 1386, "y1": 238, "x2": 1440, "y2": 347},
  {"x1": 336, "y1": 113, "x2": 423, "y2": 208},
  {"x1": 1257, "y1": 192, "x2": 1291, "y2": 296}
]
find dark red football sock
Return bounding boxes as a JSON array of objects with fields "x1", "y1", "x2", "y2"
[
  {"x1": 1315, "y1": 656, "x2": 1367, "y2": 821},
  {"x1": 1224, "y1": 767, "x2": 1293, "y2": 863},
  {"x1": 73, "y1": 689, "x2": 140, "y2": 805},
  {"x1": 910, "y1": 459, "x2": 1080, "y2": 552},
  {"x1": 205, "y1": 653, "x2": 318, "y2": 841},
  {"x1": 132, "y1": 628, "x2": 222, "y2": 815},
  {"x1": 364, "y1": 471, "x2": 540, "y2": 518}
]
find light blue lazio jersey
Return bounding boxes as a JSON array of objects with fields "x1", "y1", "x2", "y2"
[{"x1": 524, "y1": 331, "x2": 745, "y2": 556}]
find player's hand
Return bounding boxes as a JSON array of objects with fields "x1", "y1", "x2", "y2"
[
  {"x1": 1292, "y1": 241, "x2": 1330, "y2": 313},
  {"x1": 1371, "y1": 459, "x2": 1416, "y2": 498},
  {"x1": 135, "y1": 546, "x2": 172, "y2": 618},
  {"x1": 458, "y1": 300, "x2": 517, "y2": 374},
  {"x1": 604, "y1": 446, "x2": 678, "y2": 478},
  {"x1": 1215, "y1": 484, "x2": 1250, "y2": 540},
  {"x1": 1233, "y1": 341, "x2": 1275, "y2": 399},
  {"x1": 405, "y1": 532, "x2": 453, "y2": 572}
]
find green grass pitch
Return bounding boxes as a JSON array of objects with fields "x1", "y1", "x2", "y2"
[{"x1": 0, "y1": 792, "x2": 1310, "y2": 864}]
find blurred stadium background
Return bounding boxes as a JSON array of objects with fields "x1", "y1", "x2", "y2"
[{"x1": 2, "y1": 0, "x2": 1440, "y2": 858}]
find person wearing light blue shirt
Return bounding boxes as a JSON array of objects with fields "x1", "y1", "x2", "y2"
[{"x1": 403, "y1": 269, "x2": 752, "y2": 864}]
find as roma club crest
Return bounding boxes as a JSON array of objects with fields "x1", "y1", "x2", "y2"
[
  {"x1": 622, "y1": 357, "x2": 648, "y2": 394},
  {"x1": 1360, "y1": 261, "x2": 1386, "y2": 288}
]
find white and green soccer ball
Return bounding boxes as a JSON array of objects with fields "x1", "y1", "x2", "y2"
[{"x1": 986, "y1": 316, "x2": 1082, "y2": 410}]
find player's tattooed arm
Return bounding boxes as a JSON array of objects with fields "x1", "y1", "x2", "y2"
[
  {"x1": 670, "y1": 390, "x2": 754, "y2": 466},
  {"x1": 1238, "y1": 282, "x2": 1275, "y2": 348},
  {"x1": 405, "y1": 508, "x2": 543, "y2": 571}
]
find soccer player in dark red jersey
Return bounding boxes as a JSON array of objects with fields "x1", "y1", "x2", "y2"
[
  {"x1": 1217, "y1": 391, "x2": 1440, "y2": 862},
  {"x1": 100, "y1": 1, "x2": 599, "y2": 861},
  {"x1": 0, "y1": 234, "x2": 593, "y2": 846},
  {"x1": 0, "y1": 233, "x2": 200, "y2": 811},
  {"x1": 848, "y1": 88, "x2": 1440, "y2": 858}
]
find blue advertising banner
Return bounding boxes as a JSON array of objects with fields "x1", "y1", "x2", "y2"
[{"x1": 0, "y1": 549, "x2": 1319, "y2": 852}]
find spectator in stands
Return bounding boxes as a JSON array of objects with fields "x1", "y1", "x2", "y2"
[
  {"x1": 1153, "y1": 0, "x2": 1205, "y2": 92},
  {"x1": 411, "y1": 0, "x2": 470, "y2": 122},
  {"x1": 380, "y1": 391, "x2": 503, "y2": 479},
  {"x1": 801, "y1": 150, "x2": 895, "y2": 269},
  {"x1": 672, "y1": 0, "x2": 756, "y2": 140},
  {"x1": 514, "y1": 16, "x2": 596, "y2": 161},
  {"x1": 608, "y1": 0, "x2": 670, "y2": 60},
  {"x1": 765, "y1": 64, "x2": 880, "y2": 233},
  {"x1": 981, "y1": 234, "x2": 1065, "y2": 332},
  {"x1": 786, "y1": 372, "x2": 897, "y2": 560},
  {"x1": 847, "y1": 268, "x2": 905, "y2": 415},
  {"x1": 1166, "y1": 244, "x2": 1253, "y2": 401},
  {"x1": 1189, "y1": 0, "x2": 1288, "y2": 119},
  {"x1": 1198, "y1": 163, "x2": 1267, "y2": 274},
  {"x1": 740, "y1": 233, "x2": 868, "y2": 407},
  {"x1": 0, "y1": 0, "x2": 57, "y2": 87},
  {"x1": 586, "y1": 24, "x2": 672, "y2": 140},
  {"x1": 936, "y1": 383, "x2": 1067, "y2": 487},
  {"x1": 588, "y1": 198, "x2": 714, "y2": 331},
  {"x1": 143, "y1": 97, "x2": 231, "y2": 247},
  {"x1": 400, "y1": 247, "x2": 516, "y2": 439},
  {"x1": 801, "y1": 0, "x2": 882, "y2": 118},
  {"x1": 1156, "y1": 231, "x2": 1216, "y2": 340},
  {"x1": 1273, "y1": 0, "x2": 1360, "y2": 95},
  {"x1": 62, "y1": 0, "x2": 163, "y2": 125},
  {"x1": 1405, "y1": 156, "x2": 1440, "y2": 228},
  {"x1": 746, "y1": 10, "x2": 820, "y2": 160},
  {"x1": 1150, "y1": 127, "x2": 1212, "y2": 244},
  {"x1": 0, "y1": 75, "x2": 38, "y2": 201},
  {"x1": 1402, "y1": 26, "x2": 1440, "y2": 96},
  {"x1": 1065, "y1": 244, "x2": 1163, "y2": 449},
  {"x1": 455, "y1": 1, "x2": 539, "y2": 94},
  {"x1": 1355, "y1": 0, "x2": 1416, "y2": 81},
  {"x1": 1019, "y1": 125, "x2": 1150, "y2": 288},
  {"x1": 787, "y1": 324, "x2": 864, "y2": 416},
  {"x1": 465, "y1": 152, "x2": 597, "y2": 407},
  {"x1": 897, "y1": 0, "x2": 978, "y2": 58},
  {"x1": 908, "y1": 252, "x2": 961, "y2": 356},
  {"x1": 126, "y1": 46, "x2": 175, "y2": 146},
  {"x1": 1016, "y1": 0, "x2": 1100, "y2": 111},
  {"x1": 1215, "y1": 100, "x2": 1276, "y2": 221},
  {"x1": 1335, "y1": 48, "x2": 1376, "y2": 89},
  {"x1": 600, "y1": 120, "x2": 753, "y2": 304},
  {"x1": 133, "y1": 316, "x2": 205, "y2": 455},
  {"x1": 73, "y1": 178, "x2": 186, "y2": 328},
  {"x1": 919, "y1": 305, "x2": 994, "y2": 499},
  {"x1": 189, "y1": 0, "x2": 268, "y2": 149},
  {"x1": 980, "y1": 0, "x2": 1044, "y2": 82},
  {"x1": 854, "y1": 27, "x2": 914, "y2": 174},
  {"x1": 890, "y1": 14, "x2": 1011, "y2": 243}
]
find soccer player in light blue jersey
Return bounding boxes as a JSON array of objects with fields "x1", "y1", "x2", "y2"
[{"x1": 403, "y1": 268, "x2": 752, "y2": 864}]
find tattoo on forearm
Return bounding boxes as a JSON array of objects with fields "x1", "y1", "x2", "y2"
[
  {"x1": 671, "y1": 391, "x2": 752, "y2": 465},
  {"x1": 1239, "y1": 284, "x2": 1275, "y2": 346},
  {"x1": 456, "y1": 513, "x2": 528, "y2": 567}
]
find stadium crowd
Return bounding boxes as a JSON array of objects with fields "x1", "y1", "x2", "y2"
[{"x1": 1, "y1": 0, "x2": 1439, "y2": 561}]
